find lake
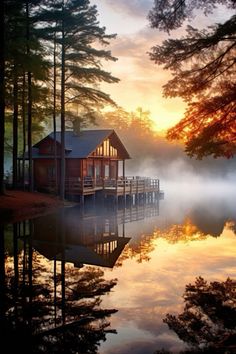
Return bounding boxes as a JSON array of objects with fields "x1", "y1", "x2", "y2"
[{"x1": 1, "y1": 180, "x2": 236, "y2": 353}]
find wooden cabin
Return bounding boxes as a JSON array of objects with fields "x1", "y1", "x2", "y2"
[
  {"x1": 32, "y1": 129, "x2": 130, "y2": 195},
  {"x1": 23, "y1": 129, "x2": 161, "y2": 201}
]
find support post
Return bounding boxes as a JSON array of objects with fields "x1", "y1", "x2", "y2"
[
  {"x1": 81, "y1": 194, "x2": 84, "y2": 205},
  {"x1": 123, "y1": 159, "x2": 125, "y2": 200}
]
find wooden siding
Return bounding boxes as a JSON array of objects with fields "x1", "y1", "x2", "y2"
[
  {"x1": 34, "y1": 159, "x2": 60, "y2": 190},
  {"x1": 38, "y1": 137, "x2": 61, "y2": 155},
  {"x1": 66, "y1": 159, "x2": 80, "y2": 178}
]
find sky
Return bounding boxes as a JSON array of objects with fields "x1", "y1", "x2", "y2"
[
  {"x1": 90, "y1": 1, "x2": 231, "y2": 131},
  {"x1": 90, "y1": 0, "x2": 185, "y2": 131}
]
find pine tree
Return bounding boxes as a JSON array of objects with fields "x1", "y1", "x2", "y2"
[
  {"x1": 0, "y1": 0, "x2": 5, "y2": 195},
  {"x1": 39, "y1": 0, "x2": 119, "y2": 199},
  {"x1": 4, "y1": 0, "x2": 50, "y2": 190},
  {"x1": 149, "y1": 0, "x2": 236, "y2": 159}
]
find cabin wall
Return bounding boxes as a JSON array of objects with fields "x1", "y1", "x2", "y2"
[
  {"x1": 66, "y1": 159, "x2": 81, "y2": 179},
  {"x1": 38, "y1": 138, "x2": 61, "y2": 155},
  {"x1": 34, "y1": 158, "x2": 82, "y2": 189},
  {"x1": 34, "y1": 159, "x2": 60, "y2": 190},
  {"x1": 34, "y1": 157, "x2": 119, "y2": 191}
]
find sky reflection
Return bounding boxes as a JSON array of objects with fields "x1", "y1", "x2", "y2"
[
  {"x1": 3, "y1": 186, "x2": 236, "y2": 353},
  {"x1": 100, "y1": 200, "x2": 236, "y2": 353}
]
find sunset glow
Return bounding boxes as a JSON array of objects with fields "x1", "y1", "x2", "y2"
[
  {"x1": 2, "y1": 2, "x2": 236, "y2": 353},
  {"x1": 91, "y1": 0, "x2": 186, "y2": 131}
]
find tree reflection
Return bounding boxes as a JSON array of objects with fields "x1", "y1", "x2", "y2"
[
  {"x1": 1, "y1": 222, "x2": 118, "y2": 354},
  {"x1": 154, "y1": 218, "x2": 209, "y2": 244},
  {"x1": 117, "y1": 233, "x2": 157, "y2": 265},
  {"x1": 117, "y1": 218, "x2": 213, "y2": 266},
  {"x1": 155, "y1": 277, "x2": 236, "y2": 354}
]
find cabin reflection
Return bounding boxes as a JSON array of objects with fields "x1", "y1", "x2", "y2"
[
  {"x1": 32, "y1": 199, "x2": 160, "y2": 268},
  {"x1": 0, "y1": 222, "x2": 118, "y2": 353}
]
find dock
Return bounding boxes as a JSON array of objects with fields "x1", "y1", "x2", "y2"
[{"x1": 47, "y1": 176, "x2": 162, "y2": 203}]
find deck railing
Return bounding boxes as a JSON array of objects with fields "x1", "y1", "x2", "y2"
[
  {"x1": 103, "y1": 177, "x2": 159, "y2": 194},
  {"x1": 48, "y1": 176, "x2": 160, "y2": 195}
]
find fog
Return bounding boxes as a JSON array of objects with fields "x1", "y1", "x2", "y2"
[
  {"x1": 95, "y1": 109, "x2": 236, "y2": 222},
  {"x1": 126, "y1": 156, "x2": 236, "y2": 227}
]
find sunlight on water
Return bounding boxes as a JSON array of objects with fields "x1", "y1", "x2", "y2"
[
  {"x1": 2, "y1": 183, "x2": 236, "y2": 354},
  {"x1": 99, "y1": 195, "x2": 236, "y2": 353}
]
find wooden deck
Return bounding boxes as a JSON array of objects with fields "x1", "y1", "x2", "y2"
[
  {"x1": 103, "y1": 177, "x2": 159, "y2": 196},
  {"x1": 46, "y1": 176, "x2": 161, "y2": 199}
]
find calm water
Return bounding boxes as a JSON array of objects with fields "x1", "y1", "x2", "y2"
[{"x1": 1, "y1": 182, "x2": 236, "y2": 353}]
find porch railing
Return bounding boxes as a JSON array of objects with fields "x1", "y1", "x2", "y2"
[
  {"x1": 103, "y1": 176, "x2": 160, "y2": 194},
  {"x1": 48, "y1": 176, "x2": 160, "y2": 194}
]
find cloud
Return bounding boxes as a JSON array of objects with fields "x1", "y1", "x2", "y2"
[
  {"x1": 94, "y1": 1, "x2": 234, "y2": 131},
  {"x1": 102, "y1": 225, "x2": 236, "y2": 354},
  {"x1": 101, "y1": 0, "x2": 153, "y2": 18},
  {"x1": 100, "y1": 26, "x2": 187, "y2": 129}
]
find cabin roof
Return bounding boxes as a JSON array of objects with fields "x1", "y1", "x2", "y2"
[
  {"x1": 33, "y1": 237, "x2": 131, "y2": 268},
  {"x1": 33, "y1": 129, "x2": 130, "y2": 159}
]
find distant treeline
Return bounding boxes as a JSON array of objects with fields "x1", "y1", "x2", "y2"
[{"x1": 95, "y1": 107, "x2": 236, "y2": 179}]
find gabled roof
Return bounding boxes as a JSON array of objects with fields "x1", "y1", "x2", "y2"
[
  {"x1": 33, "y1": 129, "x2": 130, "y2": 159},
  {"x1": 33, "y1": 237, "x2": 131, "y2": 268}
]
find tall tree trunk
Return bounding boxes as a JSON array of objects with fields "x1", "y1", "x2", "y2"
[
  {"x1": 27, "y1": 71, "x2": 33, "y2": 191},
  {"x1": 26, "y1": 0, "x2": 33, "y2": 192},
  {"x1": 0, "y1": 224, "x2": 5, "y2": 331},
  {"x1": 0, "y1": 0, "x2": 5, "y2": 195},
  {"x1": 53, "y1": 30, "x2": 58, "y2": 194},
  {"x1": 60, "y1": 0, "x2": 65, "y2": 200},
  {"x1": 22, "y1": 73, "x2": 26, "y2": 189},
  {"x1": 28, "y1": 221, "x2": 33, "y2": 328},
  {"x1": 13, "y1": 223, "x2": 19, "y2": 319},
  {"x1": 13, "y1": 66, "x2": 18, "y2": 189}
]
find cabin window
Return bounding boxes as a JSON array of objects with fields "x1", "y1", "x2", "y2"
[
  {"x1": 110, "y1": 146, "x2": 117, "y2": 157},
  {"x1": 104, "y1": 164, "x2": 109, "y2": 178},
  {"x1": 88, "y1": 165, "x2": 93, "y2": 177},
  {"x1": 87, "y1": 160, "x2": 93, "y2": 177},
  {"x1": 95, "y1": 241, "x2": 118, "y2": 255},
  {"x1": 95, "y1": 162, "x2": 101, "y2": 178},
  {"x1": 95, "y1": 145, "x2": 103, "y2": 156},
  {"x1": 93, "y1": 139, "x2": 118, "y2": 157},
  {"x1": 103, "y1": 139, "x2": 110, "y2": 156},
  {"x1": 110, "y1": 162, "x2": 116, "y2": 178},
  {"x1": 94, "y1": 139, "x2": 118, "y2": 157}
]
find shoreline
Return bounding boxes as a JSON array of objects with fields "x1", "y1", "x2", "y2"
[{"x1": 0, "y1": 190, "x2": 64, "y2": 224}]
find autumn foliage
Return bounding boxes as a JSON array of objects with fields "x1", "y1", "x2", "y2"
[{"x1": 149, "y1": 0, "x2": 236, "y2": 159}]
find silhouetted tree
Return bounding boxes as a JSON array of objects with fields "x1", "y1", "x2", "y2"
[
  {"x1": 4, "y1": 0, "x2": 50, "y2": 190},
  {"x1": 162, "y1": 276, "x2": 236, "y2": 353},
  {"x1": 38, "y1": 0, "x2": 119, "y2": 199},
  {"x1": 149, "y1": 0, "x2": 236, "y2": 159},
  {"x1": 2, "y1": 227, "x2": 118, "y2": 354},
  {"x1": 0, "y1": 0, "x2": 5, "y2": 194}
]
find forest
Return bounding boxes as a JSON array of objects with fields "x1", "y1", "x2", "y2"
[
  {"x1": 0, "y1": 0, "x2": 119, "y2": 198},
  {"x1": 1, "y1": 0, "x2": 236, "y2": 199}
]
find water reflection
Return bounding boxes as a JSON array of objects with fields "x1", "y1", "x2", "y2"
[
  {"x1": 100, "y1": 216, "x2": 236, "y2": 354},
  {"x1": 155, "y1": 276, "x2": 236, "y2": 354},
  {"x1": 32, "y1": 199, "x2": 159, "y2": 268},
  {"x1": 2, "y1": 194, "x2": 236, "y2": 354},
  {"x1": 0, "y1": 222, "x2": 119, "y2": 353},
  {"x1": 0, "y1": 199, "x2": 161, "y2": 353}
]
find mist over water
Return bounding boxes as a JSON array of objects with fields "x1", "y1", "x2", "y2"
[
  {"x1": 127, "y1": 157, "x2": 236, "y2": 224},
  {"x1": 99, "y1": 157, "x2": 236, "y2": 354}
]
